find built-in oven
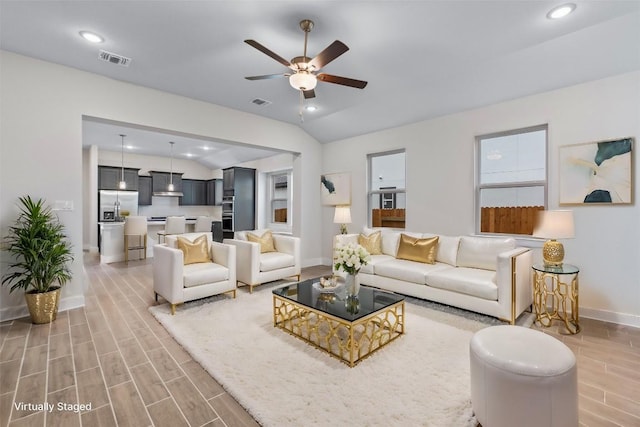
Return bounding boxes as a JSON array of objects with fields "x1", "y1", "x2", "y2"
[
  {"x1": 222, "y1": 196, "x2": 234, "y2": 215},
  {"x1": 222, "y1": 214, "x2": 234, "y2": 232}
]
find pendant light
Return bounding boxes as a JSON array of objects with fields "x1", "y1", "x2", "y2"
[
  {"x1": 167, "y1": 141, "x2": 175, "y2": 192},
  {"x1": 118, "y1": 134, "x2": 127, "y2": 190}
]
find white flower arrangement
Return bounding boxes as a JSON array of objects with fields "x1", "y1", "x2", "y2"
[{"x1": 333, "y1": 242, "x2": 371, "y2": 275}]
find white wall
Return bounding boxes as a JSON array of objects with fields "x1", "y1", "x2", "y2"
[
  {"x1": 0, "y1": 50, "x2": 323, "y2": 321},
  {"x1": 322, "y1": 71, "x2": 640, "y2": 327},
  {"x1": 238, "y1": 153, "x2": 296, "y2": 234}
]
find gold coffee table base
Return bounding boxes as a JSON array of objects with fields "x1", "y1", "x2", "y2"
[{"x1": 273, "y1": 295, "x2": 405, "y2": 367}]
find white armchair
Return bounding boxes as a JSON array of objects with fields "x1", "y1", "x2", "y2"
[
  {"x1": 224, "y1": 229, "x2": 301, "y2": 293},
  {"x1": 153, "y1": 232, "x2": 236, "y2": 314}
]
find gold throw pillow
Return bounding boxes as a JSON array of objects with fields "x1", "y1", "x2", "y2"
[
  {"x1": 358, "y1": 231, "x2": 382, "y2": 255},
  {"x1": 247, "y1": 230, "x2": 276, "y2": 253},
  {"x1": 177, "y1": 235, "x2": 211, "y2": 265},
  {"x1": 396, "y1": 234, "x2": 439, "y2": 264}
]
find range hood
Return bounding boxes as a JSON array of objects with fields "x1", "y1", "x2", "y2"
[{"x1": 152, "y1": 190, "x2": 184, "y2": 197}]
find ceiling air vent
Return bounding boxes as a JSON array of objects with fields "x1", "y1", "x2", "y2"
[
  {"x1": 251, "y1": 98, "x2": 272, "y2": 107},
  {"x1": 98, "y1": 50, "x2": 131, "y2": 67}
]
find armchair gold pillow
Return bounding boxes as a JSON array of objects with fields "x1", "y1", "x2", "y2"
[
  {"x1": 177, "y1": 235, "x2": 212, "y2": 265},
  {"x1": 246, "y1": 230, "x2": 277, "y2": 253}
]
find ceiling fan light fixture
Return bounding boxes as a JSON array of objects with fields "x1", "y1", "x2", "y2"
[{"x1": 289, "y1": 71, "x2": 317, "y2": 91}]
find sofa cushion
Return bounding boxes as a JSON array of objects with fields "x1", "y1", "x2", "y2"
[
  {"x1": 374, "y1": 259, "x2": 449, "y2": 285},
  {"x1": 426, "y1": 267, "x2": 498, "y2": 301},
  {"x1": 260, "y1": 251, "x2": 295, "y2": 272},
  {"x1": 183, "y1": 263, "x2": 228, "y2": 288},
  {"x1": 358, "y1": 231, "x2": 382, "y2": 255},
  {"x1": 396, "y1": 234, "x2": 439, "y2": 264},
  {"x1": 176, "y1": 235, "x2": 212, "y2": 265},
  {"x1": 247, "y1": 230, "x2": 276, "y2": 253},
  {"x1": 359, "y1": 254, "x2": 395, "y2": 274},
  {"x1": 457, "y1": 236, "x2": 516, "y2": 271}
]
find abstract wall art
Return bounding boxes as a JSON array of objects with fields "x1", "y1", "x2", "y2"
[
  {"x1": 321, "y1": 173, "x2": 351, "y2": 205},
  {"x1": 559, "y1": 137, "x2": 633, "y2": 205}
]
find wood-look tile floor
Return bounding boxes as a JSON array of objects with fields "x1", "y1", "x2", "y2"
[{"x1": 1, "y1": 255, "x2": 639, "y2": 426}]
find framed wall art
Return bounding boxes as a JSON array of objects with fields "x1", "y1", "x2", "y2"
[
  {"x1": 321, "y1": 173, "x2": 351, "y2": 205},
  {"x1": 559, "y1": 137, "x2": 633, "y2": 205}
]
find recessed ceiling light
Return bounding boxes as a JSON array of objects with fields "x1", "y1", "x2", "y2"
[
  {"x1": 305, "y1": 105, "x2": 317, "y2": 112},
  {"x1": 125, "y1": 145, "x2": 134, "y2": 150},
  {"x1": 79, "y1": 31, "x2": 104, "y2": 43},
  {"x1": 547, "y1": 3, "x2": 576, "y2": 19},
  {"x1": 185, "y1": 153, "x2": 194, "y2": 158}
]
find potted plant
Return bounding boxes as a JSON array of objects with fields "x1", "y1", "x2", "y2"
[{"x1": 2, "y1": 196, "x2": 74, "y2": 324}]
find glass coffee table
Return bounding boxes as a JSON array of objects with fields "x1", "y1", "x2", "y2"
[{"x1": 272, "y1": 277, "x2": 405, "y2": 367}]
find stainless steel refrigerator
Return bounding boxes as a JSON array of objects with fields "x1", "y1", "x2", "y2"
[{"x1": 99, "y1": 190, "x2": 139, "y2": 222}]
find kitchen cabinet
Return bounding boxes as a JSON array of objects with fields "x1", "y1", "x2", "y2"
[
  {"x1": 138, "y1": 176, "x2": 152, "y2": 205},
  {"x1": 206, "y1": 179, "x2": 222, "y2": 206},
  {"x1": 150, "y1": 171, "x2": 183, "y2": 193},
  {"x1": 180, "y1": 179, "x2": 207, "y2": 205},
  {"x1": 223, "y1": 167, "x2": 256, "y2": 234},
  {"x1": 223, "y1": 168, "x2": 234, "y2": 194},
  {"x1": 99, "y1": 166, "x2": 139, "y2": 191}
]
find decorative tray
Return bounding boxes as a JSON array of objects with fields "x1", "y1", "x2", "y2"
[{"x1": 312, "y1": 281, "x2": 342, "y2": 293}]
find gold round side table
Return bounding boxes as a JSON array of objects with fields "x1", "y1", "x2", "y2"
[{"x1": 532, "y1": 263, "x2": 580, "y2": 334}]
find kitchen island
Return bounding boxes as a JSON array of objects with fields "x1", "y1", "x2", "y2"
[{"x1": 99, "y1": 218, "x2": 198, "y2": 263}]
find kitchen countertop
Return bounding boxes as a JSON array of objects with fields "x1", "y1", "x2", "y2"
[{"x1": 99, "y1": 217, "x2": 198, "y2": 226}]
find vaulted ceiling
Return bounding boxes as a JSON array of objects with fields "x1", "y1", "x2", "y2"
[{"x1": 2, "y1": 1, "x2": 639, "y2": 167}]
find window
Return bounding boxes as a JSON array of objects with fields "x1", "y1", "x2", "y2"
[
  {"x1": 368, "y1": 150, "x2": 406, "y2": 229},
  {"x1": 268, "y1": 170, "x2": 292, "y2": 231},
  {"x1": 476, "y1": 125, "x2": 547, "y2": 235}
]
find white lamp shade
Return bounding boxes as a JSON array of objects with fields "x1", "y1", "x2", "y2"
[
  {"x1": 289, "y1": 71, "x2": 317, "y2": 91},
  {"x1": 533, "y1": 210, "x2": 575, "y2": 239},
  {"x1": 333, "y1": 206, "x2": 352, "y2": 224}
]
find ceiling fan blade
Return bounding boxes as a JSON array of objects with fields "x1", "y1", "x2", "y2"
[
  {"x1": 308, "y1": 40, "x2": 349, "y2": 70},
  {"x1": 303, "y1": 89, "x2": 316, "y2": 99},
  {"x1": 317, "y1": 73, "x2": 368, "y2": 89},
  {"x1": 244, "y1": 39, "x2": 291, "y2": 68},
  {"x1": 245, "y1": 73, "x2": 289, "y2": 81}
]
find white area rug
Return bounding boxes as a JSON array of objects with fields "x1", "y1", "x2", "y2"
[{"x1": 149, "y1": 285, "x2": 510, "y2": 427}]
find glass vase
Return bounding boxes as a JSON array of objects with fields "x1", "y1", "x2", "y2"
[{"x1": 344, "y1": 273, "x2": 360, "y2": 297}]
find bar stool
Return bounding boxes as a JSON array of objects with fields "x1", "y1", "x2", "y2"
[
  {"x1": 124, "y1": 216, "x2": 148, "y2": 262},
  {"x1": 157, "y1": 216, "x2": 186, "y2": 243},
  {"x1": 194, "y1": 216, "x2": 214, "y2": 232}
]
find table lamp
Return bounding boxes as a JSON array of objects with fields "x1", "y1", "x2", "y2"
[
  {"x1": 533, "y1": 210, "x2": 575, "y2": 267},
  {"x1": 333, "y1": 206, "x2": 352, "y2": 234}
]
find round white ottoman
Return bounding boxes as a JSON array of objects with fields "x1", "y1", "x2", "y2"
[{"x1": 470, "y1": 325, "x2": 578, "y2": 427}]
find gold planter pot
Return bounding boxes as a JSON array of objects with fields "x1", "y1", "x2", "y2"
[{"x1": 24, "y1": 287, "x2": 61, "y2": 324}]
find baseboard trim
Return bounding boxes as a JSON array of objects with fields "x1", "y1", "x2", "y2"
[
  {"x1": 0, "y1": 294, "x2": 85, "y2": 322},
  {"x1": 580, "y1": 307, "x2": 640, "y2": 328},
  {"x1": 302, "y1": 257, "x2": 327, "y2": 268}
]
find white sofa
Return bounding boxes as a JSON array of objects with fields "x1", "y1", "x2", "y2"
[
  {"x1": 335, "y1": 229, "x2": 533, "y2": 324},
  {"x1": 153, "y1": 232, "x2": 236, "y2": 314},
  {"x1": 224, "y1": 229, "x2": 301, "y2": 293}
]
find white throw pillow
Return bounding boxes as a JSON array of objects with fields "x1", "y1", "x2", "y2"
[
  {"x1": 435, "y1": 235, "x2": 461, "y2": 266},
  {"x1": 457, "y1": 236, "x2": 516, "y2": 271},
  {"x1": 381, "y1": 231, "x2": 401, "y2": 256}
]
